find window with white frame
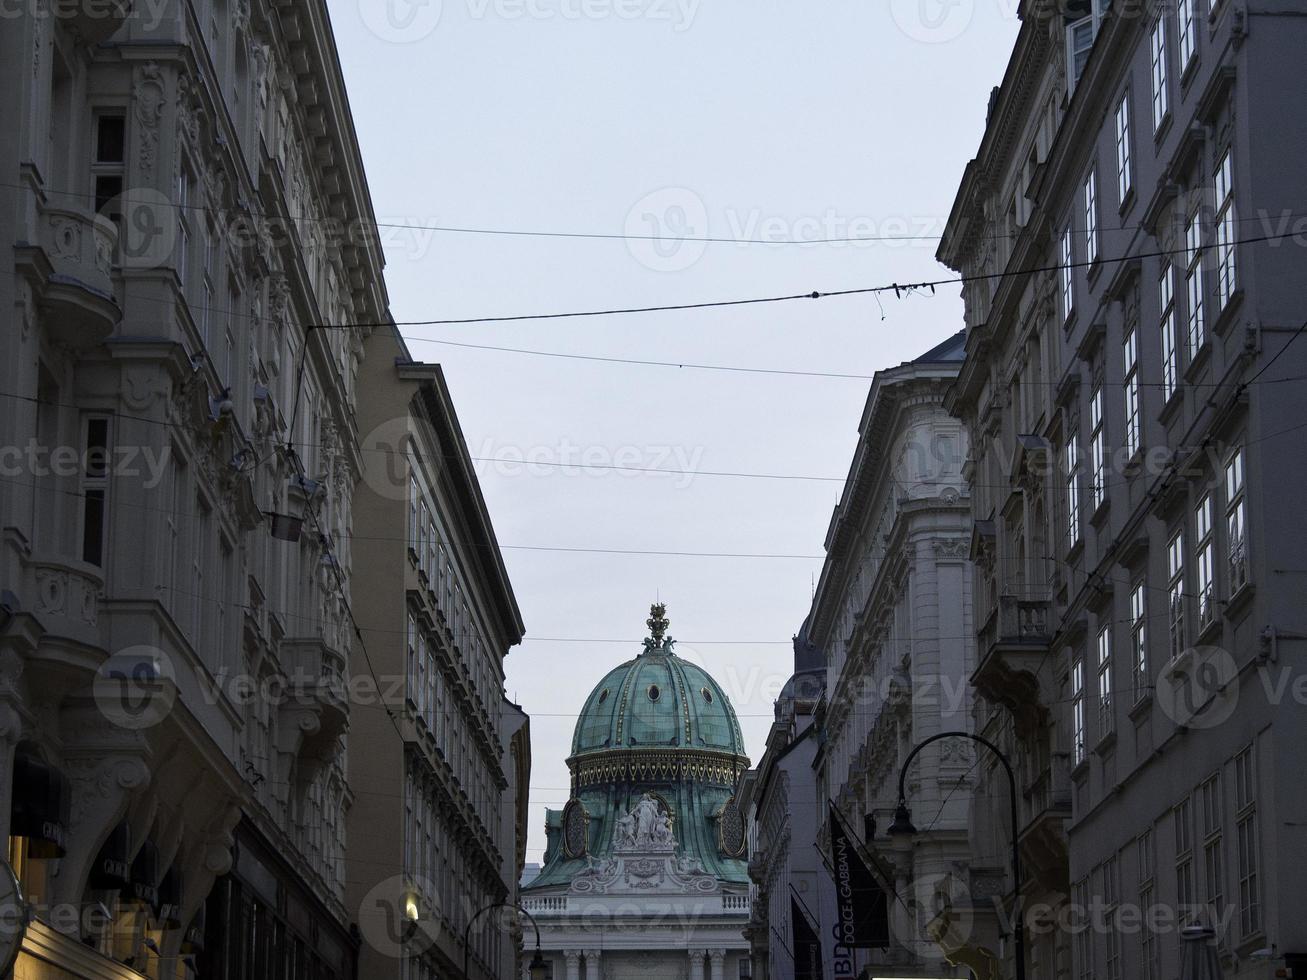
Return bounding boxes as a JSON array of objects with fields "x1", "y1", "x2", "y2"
[
  {"x1": 1074, "y1": 877, "x2": 1092, "y2": 980},
  {"x1": 416, "y1": 630, "x2": 428, "y2": 724},
  {"x1": 1167, "y1": 529, "x2": 1187, "y2": 658},
  {"x1": 80, "y1": 415, "x2": 111, "y2": 566},
  {"x1": 1234, "y1": 745, "x2": 1260, "y2": 936},
  {"x1": 1124, "y1": 326, "x2": 1140, "y2": 457},
  {"x1": 176, "y1": 166, "x2": 192, "y2": 288},
  {"x1": 427, "y1": 517, "x2": 438, "y2": 584},
  {"x1": 1138, "y1": 830, "x2": 1159, "y2": 980},
  {"x1": 1131, "y1": 583, "x2": 1148, "y2": 700},
  {"x1": 408, "y1": 476, "x2": 419, "y2": 553},
  {"x1": 1160, "y1": 261, "x2": 1178, "y2": 400},
  {"x1": 1085, "y1": 168, "x2": 1099, "y2": 264},
  {"x1": 1097, "y1": 624, "x2": 1114, "y2": 739},
  {"x1": 1215, "y1": 150, "x2": 1237, "y2": 308},
  {"x1": 92, "y1": 113, "x2": 126, "y2": 222},
  {"x1": 1090, "y1": 385, "x2": 1106, "y2": 509},
  {"x1": 1175, "y1": 797, "x2": 1195, "y2": 917},
  {"x1": 1185, "y1": 208, "x2": 1205, "y2": 355},
  {"x1": 1066, "y1": 0, "x2": 1109, "y2": 94},
  {"x1": 1115, "y1": 95, "x2": 1133, "y2": 204},
  {"x1": 1062, "y1": 226, "x2": 1075, "y2": 319},
  {"x1": 1066, "y1": 433, "x2": 1082, "y2": 548},
  {"x1": 1195, "y1": 494, "x2": 1216, "y2": 628},
  {"x1": 1103, "y1": 856, "x2": 1121, "y2": 980},
  {"x1": 1150, "y1": 17, "x2": 1169, "y2": 131},
  {"x1": 1225, "y1": 447, "x2": 1248, "y2": 592},
  {"x1": 1178, "y1": 0, "x2": 1198, "y2": 72},
  {"x1": 1072, "y1": 657, "x2": 1086, "y2": 765},
  {"x1": 1201, "y1": 772, "x2": 1224, "y2": 913}
]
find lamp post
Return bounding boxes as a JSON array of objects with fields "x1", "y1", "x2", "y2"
[
  {"x1": 462, "y1": 902, "x2": 549, "y2": 980},
  {"x1": 888, "y1": 730, "x2": 1025, "y2": 980}
]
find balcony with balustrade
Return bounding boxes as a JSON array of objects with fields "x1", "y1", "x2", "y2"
[
  {"x1": 971, "y1": 587, "x2": 1056, "y2": 739},
  {"x1": 16, "y1": 199, "x2": 121, "y2": 347}
]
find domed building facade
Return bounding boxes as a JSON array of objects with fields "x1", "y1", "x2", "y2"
[{"x1": 521, "y1": 606, "x2": 752, "y2": 980}]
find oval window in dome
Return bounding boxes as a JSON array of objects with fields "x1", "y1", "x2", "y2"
[
  {"x1": 597, "y1": 688, "x2": 609, "y2": 704},
  {"x1": 701, "y1": 687, "x2": 713, "y2": 703},
  {"x1": 647, "y1": 684, "x2": 661, "y2": 702}
]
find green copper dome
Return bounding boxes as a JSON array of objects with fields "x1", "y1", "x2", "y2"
[
  {"x1": 570, "y1": 649, "x2": 747, "y2": 757},
  {"x1": 525, "y1": 604, "x2": 752, "y2": 891}
]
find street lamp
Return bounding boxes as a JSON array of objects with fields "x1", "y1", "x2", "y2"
[
  {"x1": 463, "y1": 902, "x2": 549, "y2": 980},
  {"x1": 889, "y1": 730, "x2": 1025, "y2": 980}
]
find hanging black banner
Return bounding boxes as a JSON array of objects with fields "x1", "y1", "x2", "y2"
[
  {"x1": 827, "y1": 803, "x2": 889, "y2": 949},
  {"x1": 792, "y1": 897, "x2": 823, "y2": 980}
]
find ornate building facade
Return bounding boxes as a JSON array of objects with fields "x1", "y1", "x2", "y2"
[
  {"x1": 735, "y1": 632, "x2": 823, "y2": 980},
  {"x1": 804, "y1": 332, "x2": 983, "y2": 978},
  {"x1": 521, "y1": 606, "x2": 752, "y2": 980},
  {"x1": 938, "y1": 2, "x2": 1307, "y2": 977},
  {"x1": 0, "y1": 3, "x2": 528, "y2": 980},
  {"x1": 348, "y1": 329, "x2": 528, "y2": 980}
]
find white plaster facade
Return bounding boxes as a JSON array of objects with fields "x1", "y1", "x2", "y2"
[{"x1": 804, "y1": 333, "x2": 985, "y2": 978}]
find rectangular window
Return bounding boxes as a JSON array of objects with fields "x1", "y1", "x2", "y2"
[
  {"x1": 80, "y1": 415, "x2": 111, "y2": 566},
  {"x1": 1072, "y1": 657, "x2": 1086, "y2": 765},
  {"x1": 427, "y1": 519, "x2": 438, "y2": 587},
  {"x1": 406, "y1": 614, "x2": 418, "y2": 708},
  {"x1": 1103, "y1": 857, "x2": 1121, "y2": 980},
  {"x1": 1150, "y1": 18, "x2": 1169, "y2": 131},
  {"x1": 1123, "y1": 327, "x2": 1140, "y2": 457},
  {"x1": 1226, "y1": 446, "x2": 1248, "y2": 592},
  {"x1": 1062, "y1": 226, "x2": 1075, "y2": 320},
  {"x1": 1074, "y1": 878, "x2": 1093, "y2": 980},
  {"x1": 176, "y1": 168, "x2": 191, "y2": 289},
  {"x1": 1090, "y1": 385, "x2": 1106, "y2": 509},
  {"x1": 1175, "y1": 797, "x2": 1194, "y2": 918},
  {"x1": 1131, "y1": 583, "x2": 1148, "y2": 700},
  {"x1": 1234, "y1": 745, "x2": 1260, "y2": 935},
  {"x1": 1066, "y1": 435, "x2": 1082, "y2": 547},
  {"x1": 1196, "y1": 494, "x2": 1216, "y2": 628},
  {"x1": 1185, "y1": 209, "x2": 1205, "y2": 355},
  {"x1": 92, "y1": 113, "x2": 126, "y2": 221},
  {"x1": 417, "y1": 501, "x2": 429, "y2": 575},
  {"x1": 1178, "y1": 0, "x2": 1198, "y2": 71},
  {"x1": 1201, "y1": 772, "x2": 1224, "y2": 914},
  {"x1": 1115, "y1": 95, "x2": 1132, "y2": 204},
  {"x1": 1167, "y1": 529, "x2": 1186, "y2": 659},
  {"x1": 1085, "y1": 168, "x2": 1099, "y2": 264},
  {"x1": 1097, "y1": 624, "x2": 1114, "y2": 738},
  {"x1": 1160, "y1": 262, "x2": 1178, "y2": 400},
  {"x1": 408, "y1": 476, "x2": 419, "y2": 554},
  {"x1": 1215, "y1": 150, "x2": 1237, "y2": 309}
]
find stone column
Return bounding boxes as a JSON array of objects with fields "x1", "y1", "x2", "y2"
[
  {"x1": 565, "y1": 950, "x2": 582, "y2": 980},
  {"x1": 688, "y1": 949, "x2": 706, "y2": 980},
  {"x1": 583, "y1": 949, "x2": 602, "y2": 980},
  {"x1": 709, "y1": 949, "x2": 726, "y2": 980}
]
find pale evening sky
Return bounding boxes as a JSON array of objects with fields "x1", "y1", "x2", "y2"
[{"x1": 327, "y1": 0, "x2": 1021, "y2": 863}]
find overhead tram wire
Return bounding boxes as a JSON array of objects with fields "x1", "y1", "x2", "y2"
[
  {"x1": 14, "y1": 177, "x2": 1303, "y2": 250},
  {"x1": 308, "y1": 229, "x2": 1302, "y2": 327}
]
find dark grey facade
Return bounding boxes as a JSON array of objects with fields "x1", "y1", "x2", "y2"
[{"x1": 938, "y1": 2, "x2": 1307, "y2": 978}]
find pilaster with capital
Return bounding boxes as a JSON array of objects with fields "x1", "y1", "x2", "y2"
[
  {"x1": 708, "y1": 948, "x2": 726, "y2": 980},
  {"x1": 564, "y1": 949, "x2": 582, "y2": 980},
  {"x1": 688, "y1": 949, "x2": 706, "y2": 980},
  {"x1": 583, "y1": 949, "x2": 602, "y2": 980}
]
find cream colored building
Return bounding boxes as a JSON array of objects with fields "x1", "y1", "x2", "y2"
[
  {"x1": 348, "y1": 326, "x2": 528, "y2": 980},
  {"x1": 0, "y1": 1, "x2": 426, "y2": 979},
  {"x1": 805, "y1": 332, "x2": 985, "y2": 978}
]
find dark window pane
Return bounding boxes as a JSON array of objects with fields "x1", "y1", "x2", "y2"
[
  {"x1": 94, "y1": 175, "x2": 123, "y2": 217},
  {"x1": 85, "y1": 417, "x2": 109, "y2": 478},
  {"x1": 96, "y1": 115, "x2": 125, "y2": 163},
  {"x1": 82, "y1": 489, "x2": 105, "y2": 565}
]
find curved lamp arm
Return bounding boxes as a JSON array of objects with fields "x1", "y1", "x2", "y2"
[
  {"x1": 892, "y1": 729, "x2": 1025, "y2": 980},
  {"x1": 463, "y1": 902, "x2": 544, "y2": 980}
]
